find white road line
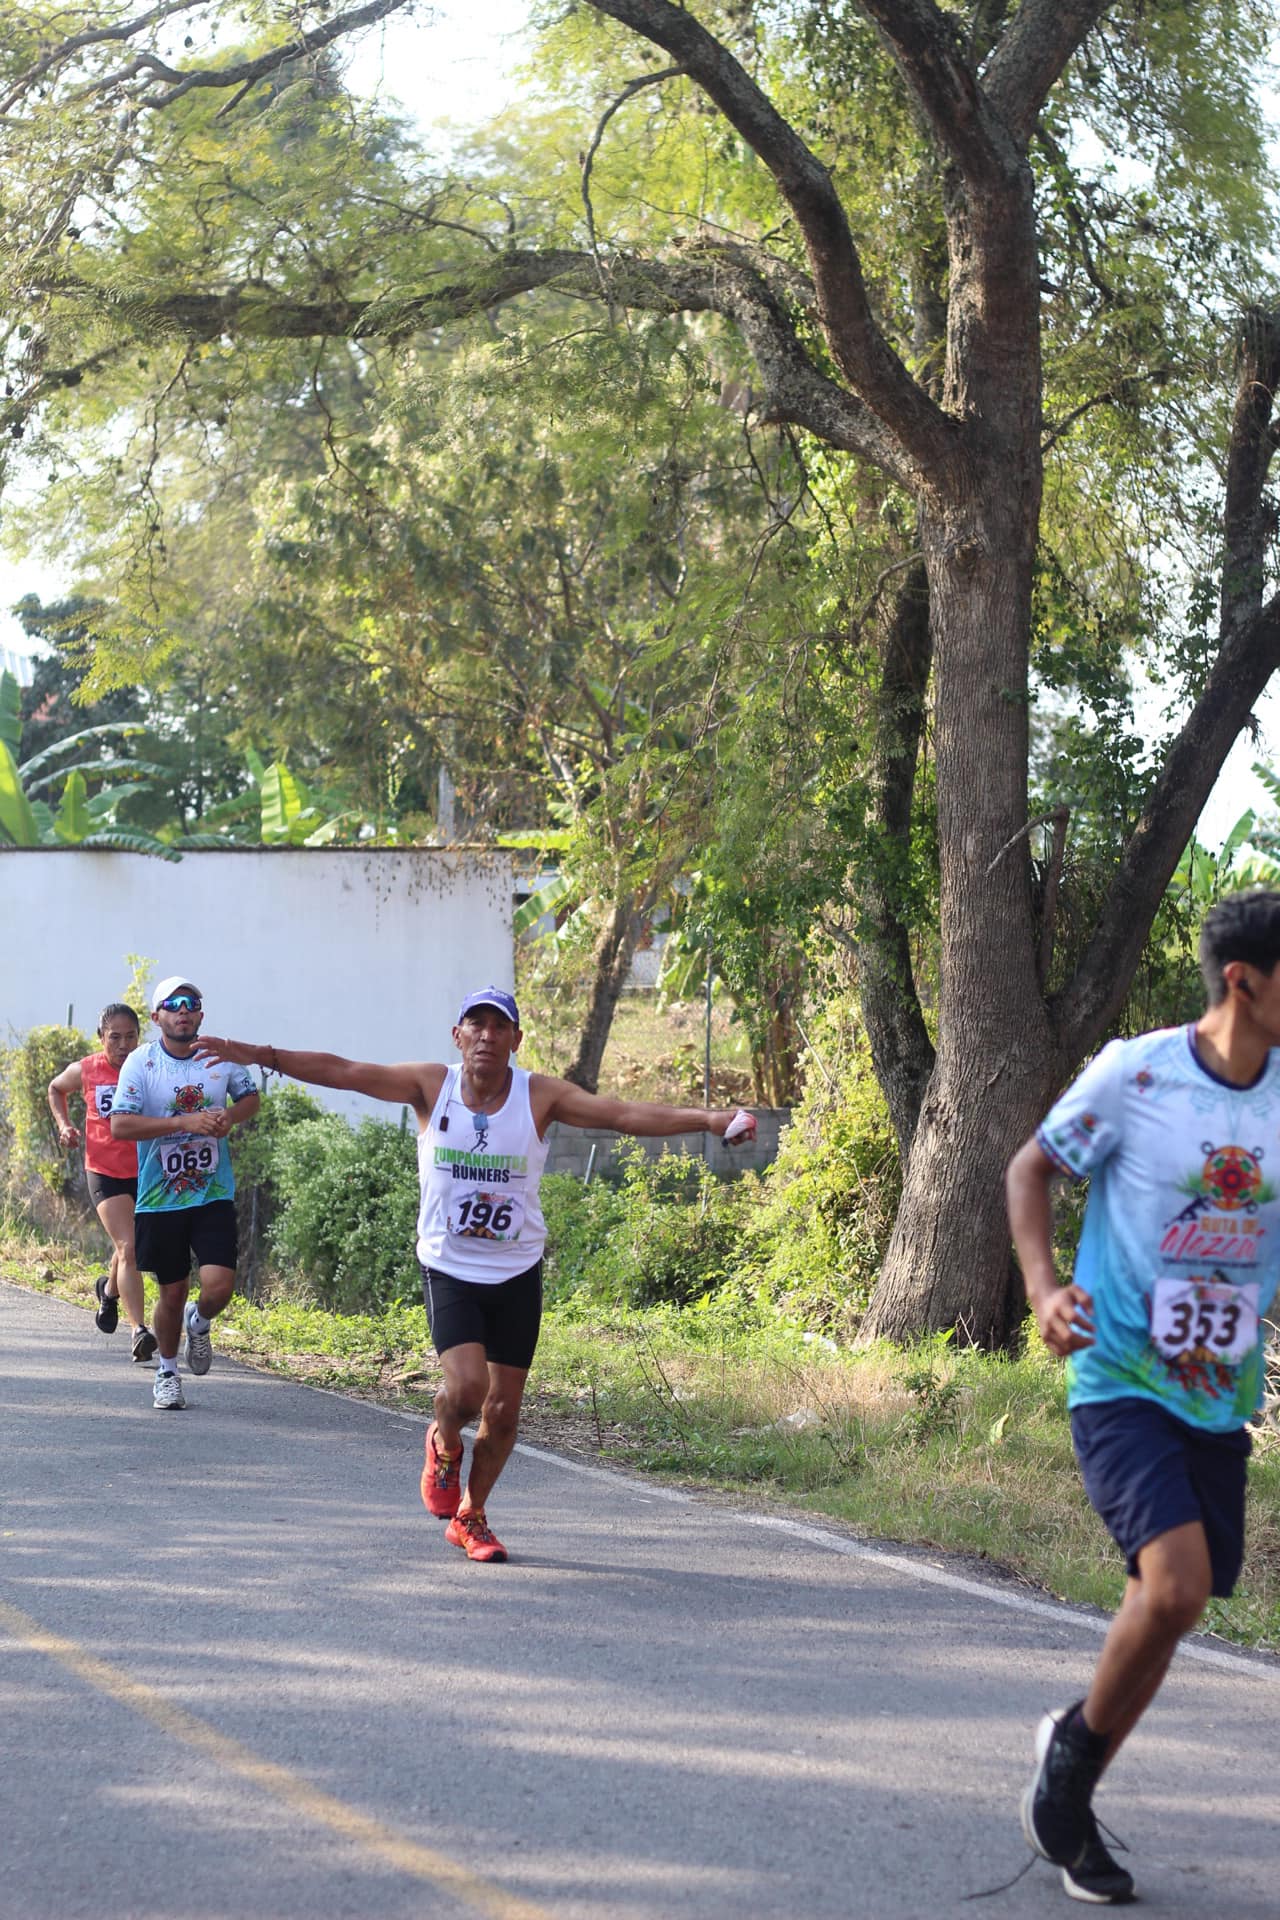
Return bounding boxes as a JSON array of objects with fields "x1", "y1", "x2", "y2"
[{"x1": 298, "y1": 1376, "x2": 1278, "y2": 1682}]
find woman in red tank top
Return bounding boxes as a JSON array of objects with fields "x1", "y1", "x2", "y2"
[{"x1": 48, "y1": 1002, "x2": 156, "y2": 1361}]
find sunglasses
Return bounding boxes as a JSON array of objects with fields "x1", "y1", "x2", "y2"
[{"x1": 158, "y1": 994, "x2": 202, "y2": 1012}]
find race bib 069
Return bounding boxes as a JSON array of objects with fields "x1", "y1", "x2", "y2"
[
  {"x1": 159, "y1": 1137, "x2": 217, "y2": 1192},
  {"x1": 1150, "y1": 1277, "x2": 1260, "y2": 1364}
]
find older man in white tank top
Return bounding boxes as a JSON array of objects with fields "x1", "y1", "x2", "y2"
[{"x1": 198, "y1": 987, "x2": 754, "y2": 1561}]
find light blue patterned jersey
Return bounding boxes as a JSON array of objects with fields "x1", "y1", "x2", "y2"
[
  {"x1": 112, "y1": 1041, "x2": 255, "y2": 1214},
  {"x1": 1038, "y1": 1025, "x2": 1280, "y2": 1432}
]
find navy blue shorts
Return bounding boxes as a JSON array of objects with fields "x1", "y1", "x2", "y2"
[
  {"x1": 419, "y1": 1260, "x2": 542, "y2": 1370},
  {"x1": 1070, "y1": 1398, "x2": 1251, "y2": 1598}
]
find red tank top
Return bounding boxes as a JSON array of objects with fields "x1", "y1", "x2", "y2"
[{"x1": 79, "y1": 1053, "x2": 137, "y2": 1179}]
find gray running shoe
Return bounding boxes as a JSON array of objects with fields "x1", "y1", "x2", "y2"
[
  {"x1": 1062, "y1": 1814, "x2": 1135, "y2": 1904},
  {"x1": 153, "y1": 1369, "x2": 186, "y2": 1410},
  {"x1": 131, "y1": 1326, "x2": 158, "y2": 1363},
  {"x1": 183, "y1": 1302, "x2": 212, "y2": 1375}
]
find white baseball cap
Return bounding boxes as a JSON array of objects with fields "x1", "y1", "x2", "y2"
[{"x1": 151, "y1": 975, "x2": 202, "y2": 1011}]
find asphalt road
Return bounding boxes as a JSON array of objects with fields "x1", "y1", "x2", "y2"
[{"x1": 2, "y1": 1278, "x2": 1278, "y2": 1920}]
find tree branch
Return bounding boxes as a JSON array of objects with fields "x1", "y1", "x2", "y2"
[
  {"x1": 0, "y1": 0, "x2": 194, "y2": 114},
  {"x1": 80, "y1": 0, "x2": 412, "y2": 113},
  {"x1": 580, "y1": 66, "x2": 683, "y2": 319},
  {"x1": 982, "y1": 0, "x2": 1117, "y2": 144},
  {"x1": 585, "y1": 0, "x2": 951, "y2": 477},
  {"x1": 855, "y1": 0, "x2": 1019, "y2": 183},
  {"x1": 34, "y1": 244, "x2": 918, "y2": 480},
  {"x1": 1054, "y1": 306, "x2": 1280, "y2": 1059}
]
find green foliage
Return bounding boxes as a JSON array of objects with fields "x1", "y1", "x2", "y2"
[
  {"x1": 0, "y1": 1023, "x2": 91, "y2": 1191},
  {"x1": 0, "y1": 665, "x2": 187, "y2": 857},
  {"x1": 232, "y1": 1079, "x2": 325, "y2": 1197},
  {"x1": 743, "y1": 1002, "x2": 900, "y2": 1335},
  {"x1": 541, "y1": 1151, "x2": 752, "y2": 1309},
  {"x1": 265, "y1": 1109, "x2": 421, "y2": 1314},
  {"x1": 539, "y1": 1170, "x2": 626, "y2": 1300}
]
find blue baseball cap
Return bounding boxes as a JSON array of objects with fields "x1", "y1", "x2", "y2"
[{"x1": 457, "y1": 986, "x2": 520, "y2": 1027}]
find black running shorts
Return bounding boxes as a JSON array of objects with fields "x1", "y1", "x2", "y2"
[
  {"x1": 419, "y1": 1260, "x2": 543, "y2": 1370},
  {"x1": 87, "y1": 1171, "x2": 138, "y2": 1208},
  {"x1": 1071, "y1": 1398, "x2": 1251, "y2": 1598},
  {"x1": 134, "y1": 1199, "x2": 238, "y2": 1286}
]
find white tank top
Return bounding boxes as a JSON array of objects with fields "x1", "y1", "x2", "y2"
[{"x1": 415, "y1": 1064, "x2": 549, "y2": 1281}]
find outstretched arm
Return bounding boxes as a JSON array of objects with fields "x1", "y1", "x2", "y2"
[
  {"x1": 195, "y1": 1036, "x2": 442, "y2": 1121},
  {"x1": 534, "y1": 1076, "x2": 756, "y2": 1142},
  {"x1": 1006, "y1": 1136, "x2": 1094, "y2": 1356},
  {"x1": 47, "y1": 1059, "x2": 84, "y2": 1149}
]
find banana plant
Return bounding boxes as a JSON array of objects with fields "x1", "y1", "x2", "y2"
[
  {"x1": 0, "y1": 669, "x2": 182, "y2": 857},
  {"x1": 1169, "y1": 765, "x2": 1280, "y2": 906}
]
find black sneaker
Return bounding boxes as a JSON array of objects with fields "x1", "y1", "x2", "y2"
[
  {"x1": 94, "y1": 1275, "x2": 119, "y2": 1334},
  {"x1": 1062, "y1": 1814, "x2": 1135, "y2": 1904},
  {"x1": 131, "y1": 1326, "x2": 158, "y2": 1363},
  {"x1": 1021, "y1": 1702, "x2": 1106, "y2": 1869}
]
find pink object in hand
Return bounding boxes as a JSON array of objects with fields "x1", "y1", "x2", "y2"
[{"x1": 723, "y1": 1110, "x2": 756, "y2": 1144}]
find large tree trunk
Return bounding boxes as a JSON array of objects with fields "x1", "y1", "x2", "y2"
[
  {"x1": 865, "y1": 304, "x2": 1280, "y2": 1348},
  {"x1": 864, "y1": 501, "x2": 1053, "y2": 1345},
  {"x1": 854, "y1": 557, "x2": 936, "y2": 1164},
  {"x1": 564, "y1": 895, "x2": 649, "y2": 1092},
  {"x1": 861, "y1": 96, "x2": 1049, "y2": 1343}
]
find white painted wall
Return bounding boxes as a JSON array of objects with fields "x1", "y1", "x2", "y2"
[{"x1": 3, "y1": 848, "x2": 513, "y2": 1122}]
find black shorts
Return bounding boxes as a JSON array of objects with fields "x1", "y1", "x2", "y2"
[
  {"x1": 87, "y1": 1171, "x2": 137, "y2": 1208},
  {"x1": 420, "y1": 1260, "x2": 543, "y2": 1370},
  {"x1": 134, "y1": 1200, "x2": 238, "y2": 1286},
  {"x1": 1071, "y1": 1398, "x2": 1251, "y2": 1598}
]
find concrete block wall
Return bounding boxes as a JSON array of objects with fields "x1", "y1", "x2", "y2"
[
  {"x1": 0, "y1": 845, "x2": 513, "y2": 1126},
  {"x1": 544, "y1": 1109, "x2": 789, "y2": 1181}
]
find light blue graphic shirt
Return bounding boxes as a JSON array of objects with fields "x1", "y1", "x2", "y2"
[
  {"x1": 1037, "y1": 1025, "x2": 1280, "y2": 1432},
  {"x1": 112, "y1": 1041, "x2": 255, "y2": 1214}
]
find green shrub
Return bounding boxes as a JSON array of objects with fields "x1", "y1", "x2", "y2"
[
  {"x1": 540, "y1": 1170, "x2": 626, "y2": 1300},
  {"x1": 544, "y1": 1148, "x2": 753, "y2": 1309},
  {"x1": 0, "y1": 1023, "x2": 92, "y2": 1192},
  {"x1": 266, "y1": 1110, "x2": 421, "y2": 1313},
  {"x1": 743, "y1": 1005, "x2": 900, "y2": 1336},
  {"x1": 231, "y1": 1079, "x2": 325, "y2": 1292}
]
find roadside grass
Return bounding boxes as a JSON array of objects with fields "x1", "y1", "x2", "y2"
[{"x1": 4, "y1": 1207, "x2": 1277, "y2": 1653}]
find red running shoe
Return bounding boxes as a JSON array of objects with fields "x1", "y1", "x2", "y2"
[
  {"x1": 421, "y1": 1422, "x2": 462, "y2": 1518},
  {"x1": 444, "y1": 1507, "x2": 507, "y2": 1562}
]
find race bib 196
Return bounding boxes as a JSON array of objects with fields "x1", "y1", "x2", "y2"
[
  {"x1": 1150, "y1": 1277, "x2": 1260, "y2": 1364},
  {"x1": 447, "y1": 1190, "x2": 525, "y2": 1242}
]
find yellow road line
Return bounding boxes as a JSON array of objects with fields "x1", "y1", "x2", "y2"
[{"x1": 0, "y1": 1595, "x2": 552, "y2": 1920}]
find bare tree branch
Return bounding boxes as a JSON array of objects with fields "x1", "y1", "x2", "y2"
[
  {"x1": 1054, "y1": 306, "x2": 1280, "y2": 1058},
  {"x1": 0, "y1": 0, "x2": 194, "y2": 114},
  {"x1": 580, "y1": 66, "x2": 683, "y2": 320},
  {"x1": 982, "y1": 0, "x2": 1116, "y2": 143},
  {"x1": 587, "y1": 0, "x2": 951, "y2": 477},
  {"x1": 856, "y1": 0, "x2": 1019, "y2": 183},
  {"x1": 30, "y1": 242, "x2": 918, "y2": 479},
  {"x1": 77, "y1": 0, "x2": 412, "y2": 113}
]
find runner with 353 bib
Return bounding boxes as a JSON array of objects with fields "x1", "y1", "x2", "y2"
[{"x1": 1006, "y1": 890, "x2": 1280, "y2": 1906}]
